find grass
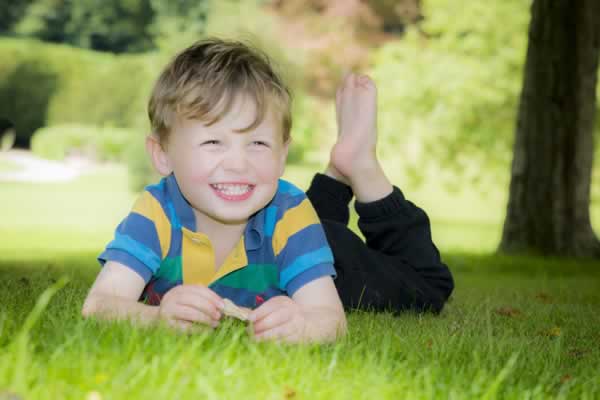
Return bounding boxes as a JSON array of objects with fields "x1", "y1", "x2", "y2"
[{"x1": 1, "y1": 163, "x2": 599, "y2": 399}]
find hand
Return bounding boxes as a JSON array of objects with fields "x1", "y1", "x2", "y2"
[
  {"x1": 159, "y1": 284, "x2": 224, "y2": 332},
  {"x1": 248, "y1": 296, "x2": 307, "y2": 343}
]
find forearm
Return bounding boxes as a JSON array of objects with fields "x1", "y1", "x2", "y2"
[
  {"x1": 301, "y1": 306, "x2": 347, "y2": 343},
  {"x1": 82, "y1": 293, "x2": 159, "y2": 325}
]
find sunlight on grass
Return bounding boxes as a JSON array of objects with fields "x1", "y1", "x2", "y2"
[
  {"x1": 0, "y1": 252, "x2": 599, "y2": 399},
  {"x1": 1, "y1": 161, "x2": 600, "y2": 398}
]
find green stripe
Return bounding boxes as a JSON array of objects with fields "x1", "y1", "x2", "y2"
[
  {"x1": 212, "y1": 263, "x2": 278, "y2": 292},
  {"x1": 155, "y1": 256, "x2": 183, "y2": 283}
]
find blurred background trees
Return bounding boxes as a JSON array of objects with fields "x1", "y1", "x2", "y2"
[{"x1": 0, "y1": 0, "x2": 598, "y2": 256}]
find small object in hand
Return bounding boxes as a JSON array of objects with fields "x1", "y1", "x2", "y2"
[
  {"x1": 222, "y1": 298, "x2": 249, "y2": 321},
  {"x1": 255, "y1": 295, "x2": 265, "y2": 306}
]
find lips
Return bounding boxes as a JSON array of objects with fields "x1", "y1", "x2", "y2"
[{"x1": 210, "y1": 183, "x2": 255, "y2": 201}]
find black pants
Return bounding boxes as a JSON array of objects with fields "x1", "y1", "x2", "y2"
[{"x1": 306, "y1": 174, "x2": 454, "y2": 314}]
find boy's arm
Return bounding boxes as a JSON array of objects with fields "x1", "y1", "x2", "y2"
[
  {"x1": 249, "y1": 275, "x2": 347, "y2": 343},
  {"x1": 292, "y1": 276, "x2": 347, "y2": 341},
  {"x1": 82, "y1": 261, "x2": 159, "y2": 324},
  {"x1": 82, "y1": 261, "x2": 225, "y2": 330}
]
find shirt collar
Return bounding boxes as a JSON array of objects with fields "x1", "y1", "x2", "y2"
[
  {"x1": 245, "y1": 207, "x2": 266, "y2": 250},
  {"x1": 165, "y1": 173, "x2": 266, "y2": 249},
  {"x1": 165, "y1": 174, "x2": 196, "y2": 231}
]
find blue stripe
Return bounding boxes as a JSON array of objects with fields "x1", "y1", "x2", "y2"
[
  {"x1": 264, "y1": 205, "x2": 278, "y2": 237},
  {"x1": 278, "y1": 179, "x2": 303, "y2": 196},
  {"x1": 245, "y1": 241, "x2": 273, "y2": 265},
  {"x1": 286, "y1": 263, "x2": 336, "y2": 296},
  {"x1": 145, "y1": 177, "x2": 166, "y2": 193},
  {"x1": 118, "y1": 212, "x2": 161, "y2": 256},
  {"x1": 106, "y1": 233, "x2": 162, "y2": 273},
  {"x1": 165, "y1": 174, "x2": 196, "y2": 230},
  {"x1": 278, "y1": 223, "x2": 328, "y2": 255},
  {"x1": 279, "y1": 246, "x2": 334, "y2": 290},
  {"x1": 272, "y1": 193, "x2": 305, "y2": 220},
  {"x1": 150, "y1": 277, "x2": 180, "y2": 294},
  {"x1": 167, "y1": 229, "x2": 182, "y2": 258},
  {"x1": 167, "y1": 202, "x2": 181, "y2": 229}
]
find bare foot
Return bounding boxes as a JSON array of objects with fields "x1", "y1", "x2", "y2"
[{"x1": 327, "y1": 74, "x2": 392, "y2": 203}]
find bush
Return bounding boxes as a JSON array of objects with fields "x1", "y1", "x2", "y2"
[
  {"x1": 370, "y1": 0, "x2": 531, "y2": 187},
  {"x1": 0, "y1": 38, "x2": 156, "y2": 147},
  {"x1": 30, "y1": 124, "x2": 136, "y2": 162}
]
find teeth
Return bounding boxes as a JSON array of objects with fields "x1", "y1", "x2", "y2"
[{"x1": 212, "y1": 183, "x2": 252, "y2": 195}]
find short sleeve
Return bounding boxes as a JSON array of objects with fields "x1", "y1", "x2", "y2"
[
  {"x1": 273, "y1": 196, "x2": 337, "y2": 296},
  {"x1": 98, "y1": 191, "x2": 171, "y2": 283}
]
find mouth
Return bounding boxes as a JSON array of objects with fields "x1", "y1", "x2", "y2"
[{"x1": 210, "y1": 183, "x2": 256, "y2": 201}]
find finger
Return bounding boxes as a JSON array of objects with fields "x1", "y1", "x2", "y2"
[
  {"x1": 253, "y1": 324, "x2": 296, "y2": 343},
  {"x1": 173, "y1": 304, "x2": 219, "y2": 327},
  {"x1": 168, "y1": 319, "x2": 193, "y2": 332},
  {"x1": 253, "y1": 310, "x2": 291, "y2": 335},
  {"x1": 248, "y1": 296, "x2": 286, "y2": 323},
  {"x1": 184, "y1": 285, "x2": 225, "y2": 309},
  {"x1": 176, "y1": 294, "x2": 222, "y2": 320}
]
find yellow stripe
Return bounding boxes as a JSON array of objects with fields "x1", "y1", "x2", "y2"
[
  {"x1": 181, "y1": 229, "x2": 215, "y2": 286},
  {"x1": 272, "y1": 199, "x2": 320, "y2": 256},
  {"x1": 131, "y1": 191, "x2": 171, "y2": 259},
  {"x1": 181, "y1": 230, "x2": 248, "y2": 286},
  {"x1": 210, "y1": 237, "x2": 248, "y2": 284}
]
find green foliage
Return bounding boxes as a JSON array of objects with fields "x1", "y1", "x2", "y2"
[
  {"x1": 14, "y1": 0, "x2": 156, "y2": 53},
  {"x1": 0, "y1": 38, "x2": 154, "y2": 146},
  {"x1": 0, "y1": 48, "x2": 59, "y2": 147},
  {"x1": 149, "y1": 0, "x2": 208, "y2": 53},
  {"x1": 0, "y1": 0, "x2": 34, "y2": 33},
  {"x1": 126, "y1": 134, "x2": 159, "y2": 193},
  {"x1": 30, "y1": 124, "x2": 135, "y2": 162},
  {"x1": 14, "y1": 0, "x2": 72, "y2": 42},
  {"x1": 371, "y1": 0, "x2": 531, "y2": 186}
]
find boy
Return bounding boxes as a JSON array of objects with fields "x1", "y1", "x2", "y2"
[
  {"x1": 306, "y1": 74, "x2": 454, "y2": 314},
  {"x1": 82, "y1": 38, "x2": 346, "y2": 343}
]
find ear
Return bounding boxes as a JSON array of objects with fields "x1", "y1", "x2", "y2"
[
  {"x1": 278, "y1": 138, "x2": 291, "y2": 177},
  {"x1": 145, "y1": 134, "x2": 173, "y2": 176}
]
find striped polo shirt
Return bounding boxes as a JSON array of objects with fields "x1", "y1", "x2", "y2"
[{"x1": 98, "y1": 174, "x2": 336, "y2": 308}]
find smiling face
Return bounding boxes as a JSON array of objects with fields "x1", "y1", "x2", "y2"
[{"x1": 154, "y1": 95, "x2": 289, "y2": 232}]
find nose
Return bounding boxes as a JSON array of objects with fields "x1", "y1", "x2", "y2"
[{"x1": 221, "y1": 146, "x2": 248, "y2": 172}]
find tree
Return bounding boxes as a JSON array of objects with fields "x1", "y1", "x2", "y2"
[
  {"x1": 0, "y1": 0, "x2": 35, "y2": 34},
  {"x1": 14, "y1": 0, "x2": 156, "y2": 53},
  {"x1": 500, "y1": 0, "x2": 600, "y2": 257},
  {"x1": 14, "y1": 0, "x2": 71, "y2": 43}
]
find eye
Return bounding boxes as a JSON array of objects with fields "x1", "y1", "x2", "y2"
[
  {"x1": 201, "y1": 140, "x2": 220, "y2": 146},
  {"x1": 251, "y1": 140, "x2": 269, "y2": 147}
]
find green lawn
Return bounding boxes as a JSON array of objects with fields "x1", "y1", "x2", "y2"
[{"x1": 1, "y1": 164, "x2": 599, "y2": 399}]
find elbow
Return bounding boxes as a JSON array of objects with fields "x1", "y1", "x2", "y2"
[
  {"x1": 81, "y1": 295, "x2": 98, "y2": 318},
  {"x1": 336, "y1": 313, "x2": 348, "y2": 338}
]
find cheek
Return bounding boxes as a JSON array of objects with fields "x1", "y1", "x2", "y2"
[
  {"x1": 253, "y1": 156, "x2": 284, "y2": 182},
  {"x1": 174, "y1": 157, "x2": 213, "y2": 184}
]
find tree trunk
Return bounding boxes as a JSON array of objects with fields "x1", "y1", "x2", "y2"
[{"x1": 499, "y1": 0, "x2": 600, "y2": 257}]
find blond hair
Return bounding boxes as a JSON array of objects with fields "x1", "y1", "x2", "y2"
[{"x1": 148, "y1": 38, "x2": 292, "y2": 147}]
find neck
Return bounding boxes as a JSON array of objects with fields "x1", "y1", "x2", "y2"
[{"x1": 193, "y1": 212, "x2": 247, "y2": 243}]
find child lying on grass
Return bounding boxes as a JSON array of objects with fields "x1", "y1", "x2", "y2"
[
  {"x1": 83, "y1": 38, "x2": 346, "y2": 343},
  {"x1": 83, "y1": 38, "x2": 454, "y2": 343}
]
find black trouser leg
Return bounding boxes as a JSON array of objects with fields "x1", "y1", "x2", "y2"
[{"x1": 306, "y1": 173, "x2": 454, "y2": 313}]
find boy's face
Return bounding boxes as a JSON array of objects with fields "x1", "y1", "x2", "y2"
[{"x1": 161, "y1": 95, "x2": 289, "y2": 229}]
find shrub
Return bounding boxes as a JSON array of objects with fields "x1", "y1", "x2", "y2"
[
  {"x1": 30, "y1": 124, "x2": 135, "y2": 162},
  {"x1": 0, "y1": 38, "x2": 155, "y2": 147}
]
